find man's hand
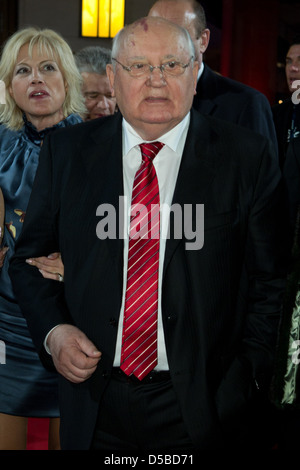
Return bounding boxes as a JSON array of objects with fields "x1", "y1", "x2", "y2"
[{"x1": 47, "y1": 324, "x2": 102, "y2": 383}]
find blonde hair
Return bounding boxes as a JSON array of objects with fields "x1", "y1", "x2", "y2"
[{"x1": 0, "y1": 27, "x2": 87, "y2": 130}]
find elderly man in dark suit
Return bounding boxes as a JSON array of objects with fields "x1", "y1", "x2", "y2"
[
  {"x1": 10, "y1": 16, "x2": 287, "y2": 451},
  {"x1": 148, "y1": 0, "x2": 278, "y2": 151}
]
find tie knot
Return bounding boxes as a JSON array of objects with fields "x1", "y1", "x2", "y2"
[{"x1": 140, "y1": 141, "x2": 164, "y2": 163}]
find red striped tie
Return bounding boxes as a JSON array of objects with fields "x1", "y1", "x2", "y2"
[{"x1": 120, "y1": 141, "x2": 164, "y2": 380}]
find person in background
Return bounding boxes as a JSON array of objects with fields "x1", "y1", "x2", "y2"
[
  {"x1": 0, "y1": 26, "x2": 86, "y2": 450},
  {"x1": 148, "y1": 0, "x2": 278, "y2": 153},
  {"x1": 269, "y1": 38, "x2": 300, "y2": 451},
  {"x1": 9, "y1": 17, "x2": 287, "y2": 451},
  {"x1": 74, "y1": 46, "x2": 117, "y2": 121},
  {"x1": 271, "y1": 136, "x2": 300, "y2": 450},
  {"x1": 272, "y1": 35, "x2": 300, "y2": 168}
]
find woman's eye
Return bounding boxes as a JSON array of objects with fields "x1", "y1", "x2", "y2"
[
  {"x1": 43, "y1": 63, "x2": 56, "y2": 71},
  {"x1": 16, "y1": 67, "x2": 29, "y2": 75}
]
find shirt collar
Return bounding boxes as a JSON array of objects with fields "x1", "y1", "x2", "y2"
[
  {"x1": 122, "y1": 112, "x2": 190, "y2": 157},
  {"x1": 197, "y1": 62, "x2": 204, "y2": 82}
]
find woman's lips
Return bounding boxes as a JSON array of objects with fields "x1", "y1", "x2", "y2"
[{"x1": 29, "y1": 90, "x2": 50, "y2": 98}]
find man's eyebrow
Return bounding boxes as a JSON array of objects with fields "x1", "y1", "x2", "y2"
[
  {"x1": 126, "y1": 54, "x2": 180, "y2": 61},
  {"x1": 126, "y1": 56, "x2": 147, "y2": 61},
  {"x1": 286, "y1": 55, "x2": 300, "y2": 61}
]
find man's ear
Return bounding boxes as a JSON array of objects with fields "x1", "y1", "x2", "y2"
[
  {"x1": 199, "y1": 28, "x2": 210, "y2": 54},
  {"x1": 106, "y1": 64, "x2": 116, "y2": 97},
  {"x1": 192, "y1": 61, "x2": 199, "y2": 95}
]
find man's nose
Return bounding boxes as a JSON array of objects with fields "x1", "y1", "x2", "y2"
[
  {"x1": 147, "y1": 67, "x2": 166, "y2": 86},
  {"x1": 96, "y1": 96, "x2": 109, "y2": 108},
  {"x1": 290, "y1": 62, "x2": 300, "y2": 72}
]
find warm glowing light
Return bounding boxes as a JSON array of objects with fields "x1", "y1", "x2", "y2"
[
  {"x1": 82, "y1": 0, "x2": 125, "y2": 38},
  {"x1": 110, "y1": 0, "x2": 125, "y2": 37},
  {"x1": 82, "y1": 0, "x2": 98, "y2": 37}
]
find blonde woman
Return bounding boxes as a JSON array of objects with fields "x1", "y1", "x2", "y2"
[{"x1": 0, "y1": 27, "x2": 86, "y2": 450}]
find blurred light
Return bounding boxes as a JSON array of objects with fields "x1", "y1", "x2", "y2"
[{"x1": 82, "y1": 0, "x2": 125, "y2": 38}]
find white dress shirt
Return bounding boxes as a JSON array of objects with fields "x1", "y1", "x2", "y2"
[
  {"x1": 198, "y1": 61, "x2": 204, "y2": 82},
  {"x1": 113, "y1": 113, "x2": 190, "y2": 370}
]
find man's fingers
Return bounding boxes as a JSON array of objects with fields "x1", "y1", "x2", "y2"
[
  {"x1": 48, "y1": 324, "x2": 102, "y2": 383},
  {"x1": 76, "y1": 336, "x2": 102, "y2": 361},
  {"x1": 54, "y1": 348, "x2": 100, "y2": 383},
  {"x1": 61, "y1": 356, "x2": 99, "y2": 383}
]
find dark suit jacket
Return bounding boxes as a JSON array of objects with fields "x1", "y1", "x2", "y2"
[
  {"x1": 283, "y1": 136, "x2": 300, "y2": 233},
  {"x1": 9, "y1": 109, "x2": 287, "y2": 450},
  {"x1": 272, "y1": 99, "x2": 300, "y2": 169},
  {"x1": 194, "y1": 65, "x2": 278, "y2": 152}
]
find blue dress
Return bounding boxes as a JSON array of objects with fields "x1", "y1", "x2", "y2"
[{"x1": 0, "y1": 114, "x2": 82, "y2": 417}]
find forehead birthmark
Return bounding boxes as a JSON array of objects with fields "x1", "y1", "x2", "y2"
[{"x1": 138, "y1": 18, "x2": 148, "y2": 32}]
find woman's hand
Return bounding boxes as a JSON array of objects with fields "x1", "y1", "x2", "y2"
[{"x1": 26, "y1": 252, "x2": 64, "y2": 282}]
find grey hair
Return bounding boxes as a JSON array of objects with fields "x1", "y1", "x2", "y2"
[
  {"x1": 111, "y1": 16, "x2": 195, "y2": 66},
  {"x1": 74, "y1": 46, "x2": 112, "y2": 75}
]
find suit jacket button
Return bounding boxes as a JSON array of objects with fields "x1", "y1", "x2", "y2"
[
  {"x1": 167, "y1": 314, "x2": 176, "y2": 322},
  {"x1": 109, "y1": 318, "x2": 117, "y2": 327}
]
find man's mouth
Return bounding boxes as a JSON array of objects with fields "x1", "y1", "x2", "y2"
[{"x1": 145, "y1": 96, "x2": 168, "y2": 102}]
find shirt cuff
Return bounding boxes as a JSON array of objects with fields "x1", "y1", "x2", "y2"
[{"x1": 44, "y1": 325, "x2": 61, "y2": 355}]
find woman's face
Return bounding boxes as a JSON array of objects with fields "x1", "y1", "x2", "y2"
[{"x1": 9, "y1": 43, "x2": 67, "y2": 131}]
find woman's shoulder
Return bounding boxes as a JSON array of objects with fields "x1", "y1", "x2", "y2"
[
  {"x1": 0, "y1": 124, "x2": 21, "y2": 148},
  {"x1": 0, "y1": 123, "x2": 19, "y2": 137}
]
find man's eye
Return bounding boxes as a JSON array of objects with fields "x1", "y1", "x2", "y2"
[
  {"x1": 131, "y1": 63, "x2": 147, "y2": 70},
  {"x1": 85, "y1": 93, "x2": 99, "y2": 100},
  {"x1": 165, "y1": 61, "x2": 180, "y2": 70}
]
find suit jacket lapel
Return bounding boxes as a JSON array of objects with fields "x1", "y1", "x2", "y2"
[
  {"x1": 81, "y1": 113, "x2": 124, "y2": 271},
  {"x1": 163, "y1": 109, "x2": 220, "y2": 275}
]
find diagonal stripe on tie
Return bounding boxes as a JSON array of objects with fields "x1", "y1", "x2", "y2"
[{"x1": 120, "y1": 141, "x2": 164, "y2": 380}]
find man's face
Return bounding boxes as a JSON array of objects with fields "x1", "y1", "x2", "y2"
[
  {"x1": 148, "y1": 1, "x2": 210, "y2": 64},
  {"x1": 81, "y1": 72, "x2": 116, "y2": 120},
  {"x1": 107, "y1": 18, "x2": 198, "y2": 141},
  {"x1": 286, "y1": 44, "x2": 300, "y2": 94}
]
